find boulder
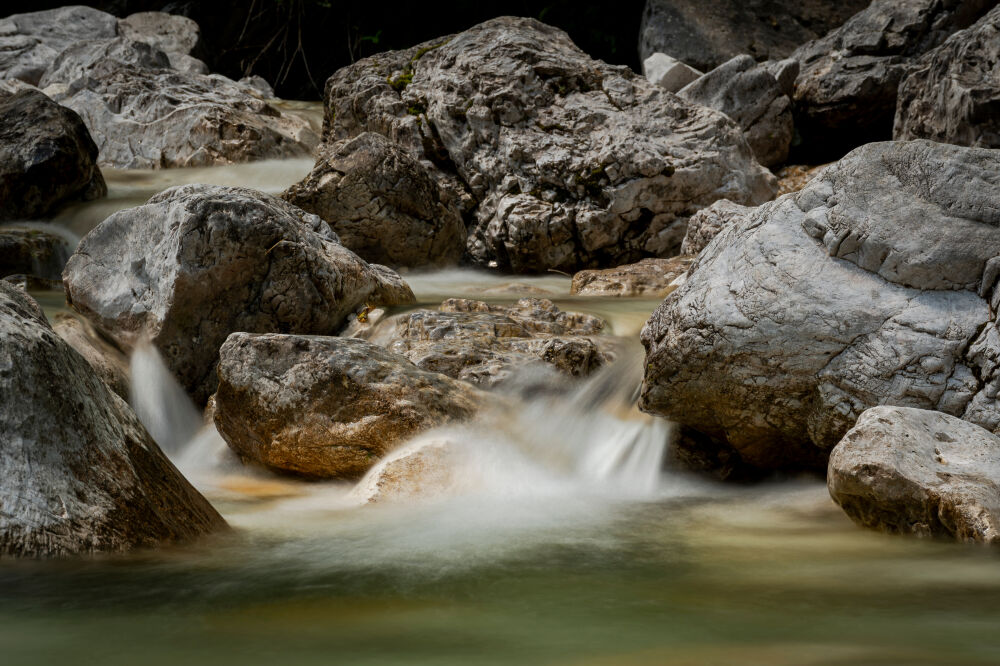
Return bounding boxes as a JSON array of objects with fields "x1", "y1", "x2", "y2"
[
  {"x1": 678, "y1": 55, "x2": 795, "y2": 167},
  {"x1": 282, "y1": 132, "x2": 466, "y2": 268},
  {"x1": 639, "y1": 0, "x2": 868, "y2": 72},
  {"x1": 214, "y1": 333, "x2": 482, "y2": 479},
  {"x1": 642, "y1": 52, "x2": 701, "y2": 92},
  {"x1": 351, "y1": 438, "x2": 466, "y2": 503},
  {"x1": 39, "y1": 37, "x2": 318, "y2": 169},
  {"x1": 324, "y1": 16, "x2": 775, "y2": 273},
  {"x1": 792, "y1": 0, "x2": 995, "y2": 158},
  {"x1": 63, "y1": 184, "x2": 414, "y2": 405},
  {"x1": 829, "y1": 406, "x2": 1000, "y2": 544},
  {"x1": 118, "y1": 12, "x2": 208, "y2": 75},
  {"x1": 641, "y1": 140, "x2": 1000, "y2": 473},
  {"x1": 0, "y1": 90, "x2": 106, "y2": 220},
  {"x1": 894, "y1": 6, "x2": 1000, "y2": 148},
  {"x1": 571, "y1": 256, "x2": 694, "y2": 297},
  {"x1": 380, "y1": 298, "x2": 611, "y2": 388},
  {"x1": 0, "y1": 225, "x2": 72, "y2": 281},
  {"x1": 51, "y1": 313, "x2": 130, "y2": 400},
  {"x1": 0, "y1": 281, "x2": 226, "y2": 557},
  {"x1": 679, "y1": 199, "x2": 752, "y2": 255},
  {"x1": 0, "y1": 6, "x2": 118, "y2": 85}
]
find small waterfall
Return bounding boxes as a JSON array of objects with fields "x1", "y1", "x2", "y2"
[{"x1": 129, "y1": 341, "x2": 203, "y2": 457}]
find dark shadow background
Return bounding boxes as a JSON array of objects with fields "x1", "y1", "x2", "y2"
[{"x1": 13, "y1": 1, "x2": 645, "y2": 99}]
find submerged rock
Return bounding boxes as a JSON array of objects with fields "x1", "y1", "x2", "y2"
[
  {"x1": 63, "y1": 184, "x2": 413, "y2": 404},
  {"x1": 0, "y1": 226, "x2": 72, "y2": 281},
  {"x1": 214, "y1": 333, "x2": 482, "y2": 479},
  {"x1": 639, "y1": 0, "x2": 868, "y2": 72},
  {"x1": 40, "y1": 37, "x2": 318, "y2": 169},
  {"x1": 678, "y1": 55, "x2": 795, "y2": 167},
  {"x1": 282, "y1": 132, "x2": 466, "y2": 269},
  {"x1": 679, "y1": 199, "x2": 752, "y2": 255},
  {"x1": 792, "y1": 0, "x2": 994, "y2": 157},
  {"x1": 571, "y1": 256, "x2": 694, "y2": 297},
  {"x1": 0, "y1": 90, "x2": 106, "y2": 220},
  {"x1": 894, "y1": 6, "x2": 1000, "y2": 148},
  {"x1": 0, "y1": 6, "x2": 118, "y2": 85},
  {"x1": 324, "y1": 16, "x2": 775, "y2": 273},
  {"x1": 829, "y1": 406, "x2": 1000, "y2": 544},
  {"x1": 641, "y1": 140, "x2": 1000, "y2": 472},
  {"x1": 380, "y1": 298, "x2": 611, "y2": 388},
  {"x1": 0, "y1": 282, "x2": 226, "y2": 557}
]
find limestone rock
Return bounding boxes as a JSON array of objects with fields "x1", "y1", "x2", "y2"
[
  {"x1": 792, "y1": 0, "x2": 994, "y2": 157},
  {"x1": 0, "y1": 281, "x2": 226, "y2": 557},
  {"x1": 214, "y1": 333, "x2": 482, "y2": 479},
  {"x1": 775, "y1": 163, "x2": 829, "y2": 196},
  {"x1": 52, "y1": 313, "x2": 130, "y2": 401},
  {"x1": 0, "y1": 6, "x2": 118, "y2": 85},
  {"x1": 829, "y1": 406, "x2": 1000, "y2": 544},
  {"x1": 324, "y1": 16, "x2": 775, "y2": 273},
  {"x1": 283, "y1": 132, "x2": 466, "y2": 268},
  {"x1": 642, "y1": 52, "x2": 701, "y2": 92},
  {"x1": 351, "y1": 438, "x2": 467, "y2": 503},
  {"x1": 641, "y1": 140, "x2": 1000, "y2": 472},
  {"x1": 571, "y1": 256, "x2": 694, "y2": 297},
  {"x1": 894, "y1": 7, "x2": 1000, "y2": 148},
  {"x1": 63, "y1": 184, "x2": 414, "y2": 404},
  {"x1": 679, "y1": 55, "x2": 794, "y2": 167},
  {"x1": 118, "y1": 11, "x2": 208, "y2": 75},
  {"x1": 679, "y1": 199, "x2": 752, "y2": 255},
  {"x1": 40, "y1": 37, "x2": 318, "y2": 169},
  {"x1": 639, "y1": 0, "x2": 868, "y2": 72},
  {"x1": 0, "y1": 225, "x2": 72, "y2": 281},
  {"x1": 381, "y1": 298, "x2": 611, "y2": 388},
  {"x1": 0, "y1": 90, "x2": 106, "y2": 220}
]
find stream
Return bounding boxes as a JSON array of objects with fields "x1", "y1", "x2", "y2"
[{"x1": 4, "y1": 156, "x2": 1000, "y2": 666}]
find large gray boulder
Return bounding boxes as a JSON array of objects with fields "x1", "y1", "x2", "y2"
[
  {"x1": 829, "y1": 406, "x2": 1000, "y2": 544},
  {"x1": 894, "y1": 6, "x2": 1000, "y2": 148},
  {"x1": 0, "y1": 90, "x2": 106, "y2": 220},
  {"x1": 792, "y1": 0, "x2": 995, "y2": 157},
  {"x1": 678, "y1": 55, "x2": 795, "y2": 167},
  {"x1": 39, "y1": 37, "x2": 318, "y2": 169},
  {"x1": 639, "y1": 0, "x2": 868, "y2": 73},
  {"x1": 63, "y1": 184, "x2": 414, "y2": 405},
  {"x1": 282, "y1": 132, "x2": 466, "y2": 269},
  {"x1": 118, "y1": 11, "x2": 208, "y2": 75},
  {"x1": 214, "y1": 333, "x2": 483, "y2": 479},
  {"x1": 0, "y1": 282, "x2": 226, "y2": 557},
  {"x1": 641, "y1": 140, "x2": 1000, "y2": 472},
  {"x1": 324, "y1": 16, "x2": 775, "y2": 273},
  {"x1": 0, "y1": 6, "x2": 118, "y2": 85}
]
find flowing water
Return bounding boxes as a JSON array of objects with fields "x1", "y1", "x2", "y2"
[{"x1": 5, "y1": 159, "x2": 1000, "y2": 666}]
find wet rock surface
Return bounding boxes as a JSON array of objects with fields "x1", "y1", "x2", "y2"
[
  {"x1": 639, "y1": 0, "x2": 868, "y2": 73},
  {"x1": 829, "y1": 406, "x2": 1000, "y2": 544},
  {"x1": 0, "y1": 90, "x2": 106, "y2": 220},
  {"x1": 51, "y1": 312, "x2": 130, "y2": 401},
  {"x1": 63, "y1": 184, "x2": 414, "y2": 405},
  {"x1": 283, "y1": 132, "x2": 466, "y2": 269},
  {"x1": 641, "y1": 140, "x2": 1000, "y2": 472},
  {"x1": 214, "y1": 333, "x2": 483, "y2": 479},
  {"x1": 571, "y1": 257, "x2": 694, "y2": 297},
  {"x1": 792, "y1": 0, "x2": 995, "y2": 157},
  {"x1": 324, "y1": 16, "x2": 775, "y2": 273},
  {"x1": 894, "y1": 6, "x2": 1000, "y2": 148},
  {"x1": 0, "y1": 281, "x2": 226, "y2": 557}
]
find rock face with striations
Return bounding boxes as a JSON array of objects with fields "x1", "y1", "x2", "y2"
[
  {"x1": 641, "y1": 140, "x2": 1000, "y2": 473},
  {"x1": 63, "y1": 184, "x2": 414, "y2": 405},
  {"x1": 829, "y1": 406, "x2": 1000, "y2": 544},
  {"x1": 378, "y1": 298, "x2": 612, "y2": 388},
  {"x1": 324, "y1": 17, "x2": 775, "y2": 273},
  {"x1": 0, "y1": 281, "x2": 226, "y2": 557},
  {"x1": 894, "y1": 6, "x2": 1000, "y2": 148},
  {"x1": 792, "y1": 0, "x2": 995, "y2": 157},
  {"x1": 0, "y1": 90, "x2": 106, "y2": 220},
  {"x1": 678, "y1": 55, "x2": 795, "y2": 167},
  {"x1": 39, "y1": 37, "x2": 317, "y2": 169},
  {"x1": 639, "y1": 0, "x2": 868, "y2": 73},
  {"x1": 0, "y1": 6, "x2": 118, "y2": 85},
  {"x1": 214, "y1": 334, "x2": 483, "y2": 479},
  {"x1": 282, "y1": 132, "x2": 466, "y2": 269}
]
